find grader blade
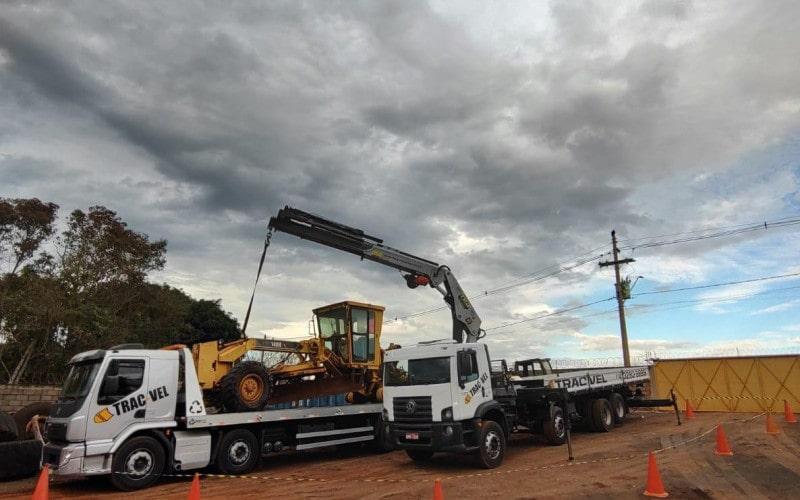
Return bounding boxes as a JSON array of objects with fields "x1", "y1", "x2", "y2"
[{"x1": 269, "y1": 376, "x2": 366, "y2": 404}]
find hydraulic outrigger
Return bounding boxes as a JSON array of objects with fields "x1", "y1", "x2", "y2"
[{"x1": 191, "y1": 206, "x2": 483, "y2": 412}]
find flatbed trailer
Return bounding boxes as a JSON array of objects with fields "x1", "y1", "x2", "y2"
[{"x1": 41, "y1": 346, "x2": 388, "y2": 491}]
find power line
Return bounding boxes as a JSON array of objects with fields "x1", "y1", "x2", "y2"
[
  {"x1": 483, "y1": 297, "x2": 616, "y2": 332},
  {"x1": 485, "y1": 273, "x2": 800, "y2": 333},
  {"x1": 494, "y1": 282, "x2": 800, "y2": 337},
  {"x1": 632, "y1": 271, "x2": 800, "y2": 296},
  {"x1": 385, "y1": 247, "x2": 606, "y2": 323},
  {"x1": 386, "y1": 214, "x2": 800, "y2": 325},
  {"x1": 616, "y1": 214, "x2": 800, "y2": 245},
  {"x1": 617, "y1": 218, "x2": 800, "y2": 251}
]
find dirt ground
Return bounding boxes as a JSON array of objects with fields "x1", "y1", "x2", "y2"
[{"x1": 1, "y1": 411, "x2": 799, "y2": 499}]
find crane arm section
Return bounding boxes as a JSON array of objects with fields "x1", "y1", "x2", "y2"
[{"x1": 268, "y1": 206, "x2": 482, "y2": 343}]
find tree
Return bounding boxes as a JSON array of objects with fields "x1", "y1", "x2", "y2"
[
  {"x1": 58, "y1": 206, "x2": 166, "y2": 293},
  {"x1": 0, "y1": 198, "x2": 58, "y2": 275},
  {"x1": 0, "y1": 199, "x2": 241, "y2": 384}
]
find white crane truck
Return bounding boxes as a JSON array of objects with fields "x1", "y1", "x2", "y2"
[{"x1": 382, "y1": 346, "x2": 676, "y2": 468}]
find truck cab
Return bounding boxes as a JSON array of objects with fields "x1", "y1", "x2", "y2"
[
  {"x1": 43, "y1": 345, "x2": 209, "y2": 490},
  {"x1": 382, "y1": 341, "x2": 510, "y2": 468}
]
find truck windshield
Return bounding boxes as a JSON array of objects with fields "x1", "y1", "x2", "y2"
[
  {"x1": 384, "y1": 357, "x2": 451, "y2": 386},
  {"x1": 61, "y1": 361, "x2": 100, "y2": 399}
]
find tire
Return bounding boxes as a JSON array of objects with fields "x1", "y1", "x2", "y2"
[
  {"x1": 581, "y1": 400, "x2": 597, "y2": 431},
  {"x1": 542, "y1": 406, "x2": 567, "y2": 445},
  {"x1": 591, "y1": 398, "x2": 613, "y2": 433},
  {"x1": 406, "y1": 449, "x2": 434, "y2": 462},
  {"x1": 13, "y1": 402, "x2": 53, "y2": 440},
  {"x1": 609, "y1": 393, "x2": 626, "y2": 426},
  {"x1": 0, "y1": 440, "x2": 42, "y2": 480},
  {"x1": 217, "y1": 361, "x2": 271, "y2": 412},
  {"x1": 0, "y1": 411, "x2": 18, "y2": 443},
  {"x1": 216, "y1": 429, "x2": 260, "y2": 475},
  {"x1": 475, "y1": 420, "x2": 505, "y2": 469},
  {"x1": 109, "y1": 436, "x2": 165, "y2": 491}
]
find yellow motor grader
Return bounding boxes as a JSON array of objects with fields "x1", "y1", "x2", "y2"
[
  {"x1": 192, "y1": 301, "x2": 386, "y2": 412},
  {"x1": 192, "y1": 206, "x2": 482, "y2": 413}
]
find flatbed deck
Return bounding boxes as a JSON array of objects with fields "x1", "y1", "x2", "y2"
[{"x1": 185, "y1": 403, "x2": 384, "y2": 429}]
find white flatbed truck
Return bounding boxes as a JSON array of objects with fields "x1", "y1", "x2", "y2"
[
  {"x1": 382, "y1": 342, "x2": 677, "y2": 468},
  {"x1": 42, "y1": 345, "x2": 387, "y2": 490}
]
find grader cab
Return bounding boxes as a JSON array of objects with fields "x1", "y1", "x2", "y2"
[{"x1": 191, "y1": 301, "x2": 385, "y2": 412}]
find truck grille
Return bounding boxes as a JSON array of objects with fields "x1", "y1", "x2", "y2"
[{"x1": 393, "y1": 396, "x2": 432, "y2": 423}]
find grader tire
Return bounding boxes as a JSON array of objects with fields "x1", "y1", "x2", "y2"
[{"x1": 217, "y1": 361, "x2": 271, "y2": 412}]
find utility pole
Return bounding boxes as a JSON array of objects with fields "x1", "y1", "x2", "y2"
[{"x1": 599, "y1": 230, "x2": 635, "y2": 367}]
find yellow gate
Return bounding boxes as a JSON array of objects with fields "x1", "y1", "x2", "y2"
[{"x1": 650, "y1": 355, "x2": 800, "y2": 412}]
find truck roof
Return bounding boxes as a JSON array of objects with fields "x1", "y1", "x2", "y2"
[
  {"x1": 383, "y1": 341, "x2": 485, "y2": 361},
  {"x1": 69, "y1": 347, "x2": 179, "y2": 364}
]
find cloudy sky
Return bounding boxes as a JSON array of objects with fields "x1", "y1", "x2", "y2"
[{"x1": 2, "y1": 0, "x2": 800, "y2": 364}]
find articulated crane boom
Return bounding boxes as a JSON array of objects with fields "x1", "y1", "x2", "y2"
[{"x1": 268, "y1": 206, "x2": 484, "y2": 343}]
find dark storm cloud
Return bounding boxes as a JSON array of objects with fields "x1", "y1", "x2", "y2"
[{"x1": 1, "y1": 0, "x2": 799, "y2": 351}]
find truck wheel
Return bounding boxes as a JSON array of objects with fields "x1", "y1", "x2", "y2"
[
  {"x1": 609, "y1": 393, "x2": 626, "y2": 426},
  {"x1": 475, "y1": 420, "x2": 505, "y2": 469},
  {"x1": 217, "y1": 361, "x2": 271, "y2": 412},
  {"x1": 581, "y1": 400, "x2": 597, "y2": 431},
  {"x1": 0, "y1": 412, "x2": 19, "y2": 443},
  {"x1": 542, "y1": 406, "x2": 567, "y2": 445},
  {"x1": 591, "y1": 399, "x2": 613, "y2": 433},
  {"x1": 110, "y1": 436, "x2": 165, "y2": 491},
  {"x1": 406, "y1": 449, "x2": 434, "y2": 462},
  {"x1": 216, "y1": 429, "x2": 260, "y2": 475},
  {"x1": 13, "y1": 402, "x2": 52, "y2": 440}
]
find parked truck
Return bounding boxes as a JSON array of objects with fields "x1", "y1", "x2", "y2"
[
  {"x1": 382, "y1": 344, "x2": 672, "y2": 468},
  {"x1": 42, "y1": 342, "x2": 387, "y2": 491}
]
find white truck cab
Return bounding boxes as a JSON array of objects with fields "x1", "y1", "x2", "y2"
[
  {"x1": 382, "y1": 341, "x2": 509, "y2": 468},
  {"x1": 43, "y1": 345, "x2": 209, "y2": 489}
]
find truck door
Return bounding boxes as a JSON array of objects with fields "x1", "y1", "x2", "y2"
[
  {"x1": 453, "y1": 348, "x2": 492, "y2": 421},
  {"x1": 85, "y1": 356, "x2": 149, "y2": 442}
]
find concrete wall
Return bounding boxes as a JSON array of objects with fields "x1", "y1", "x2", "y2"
[{"x1": 0, "y1": 385, "x2": 60, "y2": 413}]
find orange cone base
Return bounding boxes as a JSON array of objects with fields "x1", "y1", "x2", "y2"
[
  {"x1": 714, "y1": 449, "x2": 734, "y2": 457},
  {"x1": 643, "y1": 452, "x2": 669, "y2": 498},
  {"x1": 785, "y1": 400, "x2": 798, "y2": 424},
  {"x1": 766, "y1": 414, "x2": 781, "y2": 435}
]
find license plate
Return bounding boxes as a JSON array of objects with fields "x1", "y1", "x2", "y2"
[{"x1": 405, "y1": 432, "x2": 419, "y2": 440}]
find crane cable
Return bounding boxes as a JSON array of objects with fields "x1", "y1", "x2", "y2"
[{"x1": 241, "y1": 227, "x2": 274, "y2": 337}]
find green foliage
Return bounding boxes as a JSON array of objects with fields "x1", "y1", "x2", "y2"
[{"x1": 0, "y1": 199, "x2": 241, "y2": 384}]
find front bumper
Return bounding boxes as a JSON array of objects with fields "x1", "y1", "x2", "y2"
[
  {"x1": 388, "y1": 421, "x2": 477, "y2": 453},
  {"x1": 42, "y1": 443, "x2": 86, "y2": 478}
]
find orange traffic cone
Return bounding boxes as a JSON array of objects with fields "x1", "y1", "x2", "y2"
[
  {"x1": 766, "y1": 413, "x2": 781, "y2": 435},
  {"x1": 432, "y1": 478, "x2": 444, "y2": 500},
  {"x1": 31, "y1": 467, "x2": 48, "y2": 500},
  {"x1": 685, "y1": 400, "x2": 695, "y2": 419},
  {"x1": 714, "y1": 424, "x2": 733, "y2": 456},
  {"x1": 643, "y1": 451, "x2": 669, "y2": 498},
  {"x1": 187, "y1": 473, "x2": 201, "y2": 500},
  {"x1": 784, "y1": 400, "x2": 798, "y2": 424}
]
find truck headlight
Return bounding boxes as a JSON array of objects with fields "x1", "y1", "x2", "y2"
[
  {"x1": 441, "y1": 407, "x2": 453, "y2": 421},
  {"x1": 60, "y1": 449, "x2": 74, "y2": 466}
]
